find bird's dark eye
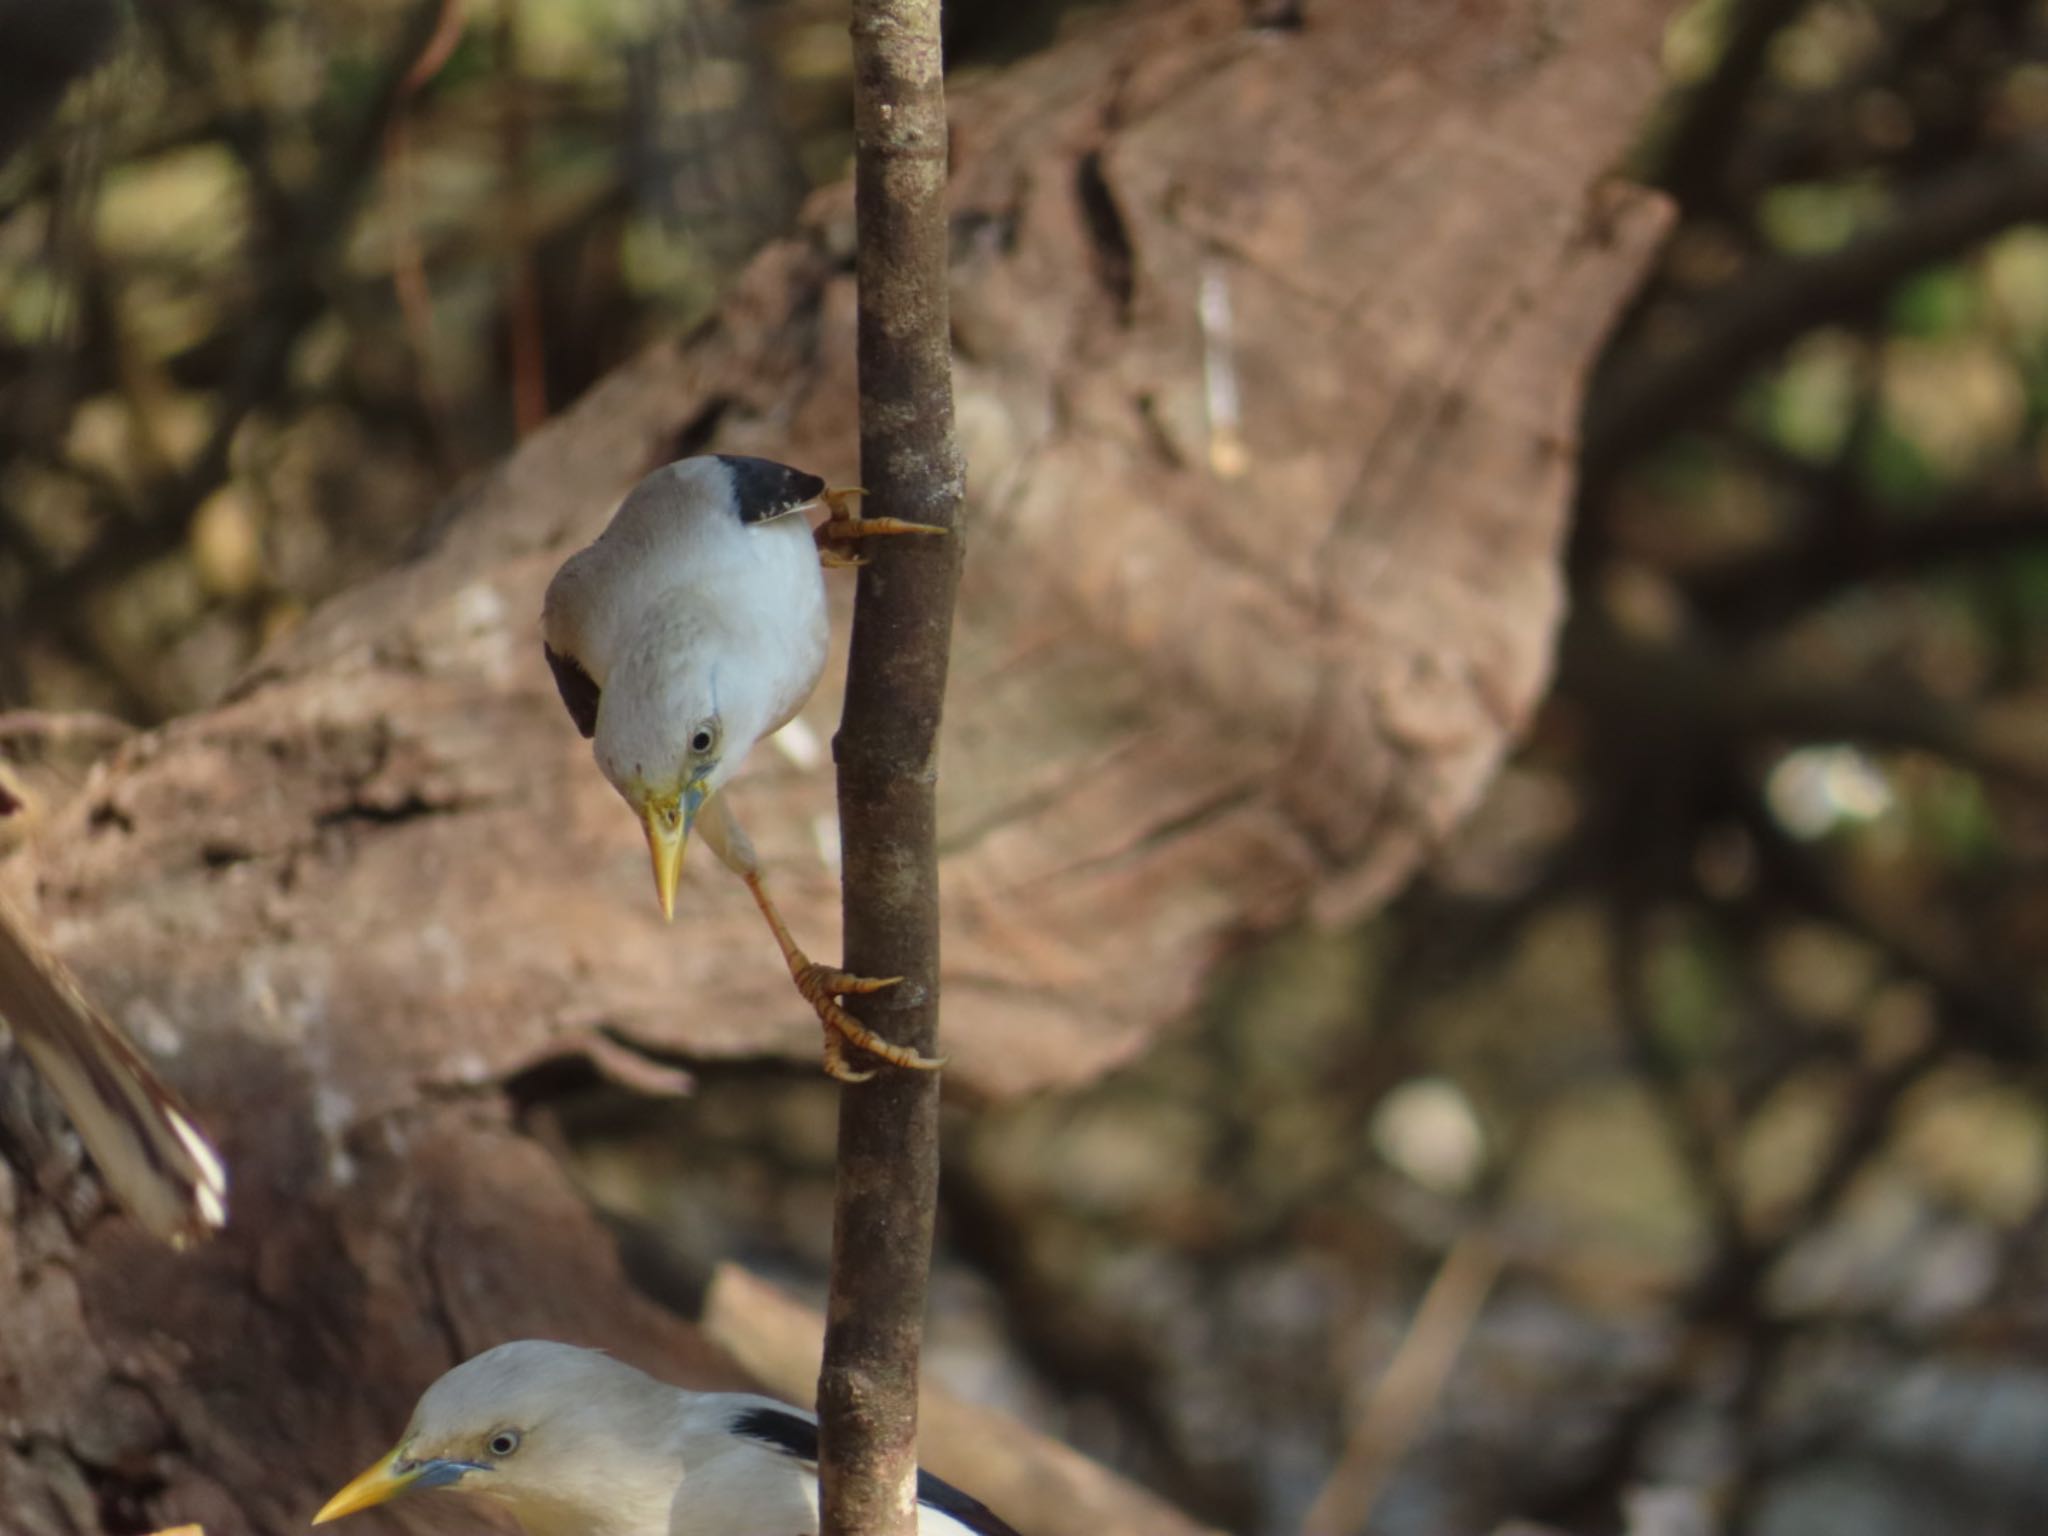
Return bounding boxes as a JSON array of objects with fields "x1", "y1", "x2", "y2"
[
  {"x1": 488, "y1": 1430, "x2": 521, "y2": 1458},
  {"x1": 690, "y1": 728, "x2": 714, "y2": 753}
]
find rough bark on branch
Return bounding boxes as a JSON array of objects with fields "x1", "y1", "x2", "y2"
[
  {"x1": 818, "y1": 2, "x2": 961, "y2": 1536},
  {"x1": 0, "y1": 3, "x2": 1677, "y2": 1531}
]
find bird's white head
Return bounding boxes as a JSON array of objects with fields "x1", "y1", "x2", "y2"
[
  {"x1": 594, "y1": 637, "x2": 739, "y2": 922},
  {"x1": 543, "y1": 453, "x2": 831, "y2": 922},
  {"x1": 313, "y1": 1340, "x2": 687, "y2": 1536}
]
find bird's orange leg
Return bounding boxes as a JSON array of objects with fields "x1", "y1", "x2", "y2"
[
  {"x1": 813, "y1": 486, "x2": 946, "y2": 568},
  {"x1": 739, "y1": 869, "x2": 944, "y2": 1082}
]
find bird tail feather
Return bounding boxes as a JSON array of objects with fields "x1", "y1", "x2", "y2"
[{"x1": 0, "y1": 896, "x2": 228, "y2": 1248}]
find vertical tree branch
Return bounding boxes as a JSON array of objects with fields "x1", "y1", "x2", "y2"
[{"x1": 818, "y1": 2, "x2": 963, "y2": 1536}]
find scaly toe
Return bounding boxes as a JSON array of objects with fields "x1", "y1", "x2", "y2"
[
  {"x1": 798, "y1": 964, "x2": 901, "y2": 999},
  {"x1": 823, "y1": 999, "x2": 946, "y2": 1074},
  {"x1": 847, "y1": 516, "x2": 947, "y2": 538},
  {"x1": 837, "y1": 972, "x2": 904, "y2": 996},
  {"x1": 793, "y1": 965, "x2": 943, "y2": 1073},
  {"x1": 822, "y1": 1034, "x2": 877, "y2": 1084}
]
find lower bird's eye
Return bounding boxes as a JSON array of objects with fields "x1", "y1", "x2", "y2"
[
  {"x1": 690, "y1": 728, "x2": 713, "y2": 753},
  {"x1": 488, "y1": 1430, "x2": 521, "y2": 1457}
]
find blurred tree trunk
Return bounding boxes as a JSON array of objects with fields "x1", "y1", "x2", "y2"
[
  {"x1": 0, "y1": 2, "x2": 1675, "y2": 1532},
  {"x1": 0, "y1": 0, "x2": 121, "y2": 163}
]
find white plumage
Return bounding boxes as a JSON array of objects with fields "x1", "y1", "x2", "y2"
[
  {"x1": 313, "y1": 1340, "x2": 1019, "y2": 1536},
  {"x1": 543, "y1": 457, "x2": 828, "y2": 819},
  {"x1": 539, "y1": 454, "x2": 944, "y2": 1081}
]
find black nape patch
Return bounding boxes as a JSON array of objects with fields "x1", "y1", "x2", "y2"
[
  {"x1": 543, "y1": 643, "x2": 602, "y2": 738},
  {"x1": 727, "y1": 1406, "x2": 1024, "y2": 1536},
  {"x1": 717, "y1": 455, "x2": 826, "y2": 526}
]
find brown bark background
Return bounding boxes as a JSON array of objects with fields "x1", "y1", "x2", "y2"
[{"x1": 0, "y1": 1, "x2": 1674, "y2": 1532}]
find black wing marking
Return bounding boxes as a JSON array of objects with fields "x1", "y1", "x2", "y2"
[
  {"x1": 729, "y1": 1405, "x2": 818, "y2": 1461},
  {"x1": 717, "y1": 455, "x2": 826, "y2": 526},
  {"x1": 543, "y1": 643, "x2": 601, "y2": 739},
  {"x1": 727, "y1": 1406, "x2": 1024, "y2": 1536},
  {"x1": 909, "y1": 1463, "x2": 1025, "y2": 1536}
]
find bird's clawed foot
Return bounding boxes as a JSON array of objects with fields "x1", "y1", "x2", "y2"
[
  {"x1": 741, "y1": 865, "x2": 944, "y2": 1082},
  {"x1": 813, "y1": 486, "x2": 946, "y2": 568},
  {"x1": 792, "y1": 962, "x2": 945, "y2": 1083}
]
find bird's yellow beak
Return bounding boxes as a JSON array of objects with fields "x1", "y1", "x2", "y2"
[
  {"x1": 640, "y1": 781, "x2": 709, "y2": 922},
  {"x1": 314, "y1": 1444, "x2": 484, "y2": 1524}
]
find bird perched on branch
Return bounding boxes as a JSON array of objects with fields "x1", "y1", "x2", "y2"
[
  {"x1": 314, "y1": 1340, "x2": 1021, "y2": 1536},
  {"x1": 541, "y1": 455, "x2": 943, "y2": 1082}
]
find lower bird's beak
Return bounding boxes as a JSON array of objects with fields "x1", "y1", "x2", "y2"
[
  {"x1": 641, "y1": 781, "x2": 709, "y2": 921},
  {"x1": 314, "y1": 1446, "x2": 484, "y2": 1523}
]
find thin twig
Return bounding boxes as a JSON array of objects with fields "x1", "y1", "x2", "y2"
[
  {"x1": 383, "y1": 0, "x2": 466, "y2": 476},
  {"x1": 816, "y1": 2, "x2": 964, "y2": 1536},
  {"x1": 497, "y1": 0, "x2": 548, "y2": 438},
  {"x1": 1301, "y1": 1231, "x2": 1504, "y2": 1536}
]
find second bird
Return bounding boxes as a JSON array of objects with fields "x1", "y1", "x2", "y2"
[
  {"x1": 541, "y1": 454, "x2": 942, "y2": 1081},
  {"x1": 312, "y1": 1339, "x2": 1022, "y2": 1536}
]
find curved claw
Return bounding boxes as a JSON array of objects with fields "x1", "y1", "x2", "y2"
[
  {"x1": 795, "y1": 964, "x2": 946, "y2": 1074},
  {"x1": 822, "y1": 1034, "x2": 877, "y2": 1084},
  {"x1": 812, "y1": 483, "x2": 947, "y2": 566},
  {"x1": 831, "y1": 972, "x2": 904, "y2": 995},
  {"x1": 834, "y1": 516, "x2": 947, "y2": 537}
]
